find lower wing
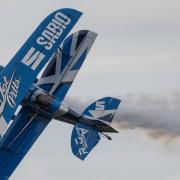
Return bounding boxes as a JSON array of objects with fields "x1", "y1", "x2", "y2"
[{"x1": 0, "y1": 106, "x2": 51, "y2": 179}]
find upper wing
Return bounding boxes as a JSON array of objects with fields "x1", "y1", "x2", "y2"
[
  {"x1": 0, "y1": 8, "x2": 82, "y2": 137},
  {"x1": 38, "y1": 30, "x2": 97, "y2": 101}
]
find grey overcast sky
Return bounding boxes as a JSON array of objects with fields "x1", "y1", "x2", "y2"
[{"x1": 0, "y1": 0, "x2": 180, "y2": 180}]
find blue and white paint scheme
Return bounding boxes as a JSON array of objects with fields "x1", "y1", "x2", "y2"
[
  {"x1": 0, "y1": 8, "x2": 82, "y2": 138},
  {"x1": 83, "y1": 97, "x2": 121, "y2": 122},
  {"x1": 38, "y1": 30, "x2": 97, "y2": 101},
  {"x1": 71, "y1": 122, "x2": 101, "y2": 160},
  {"x1": 0, "y1": 9, "x2": 121, "y2": 180}
]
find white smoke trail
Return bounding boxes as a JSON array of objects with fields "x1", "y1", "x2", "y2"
[
  {"x1": 66, "y1": 93, "x2": 180, "y2": 139},
  {"x1": 113, "y1": 93, "x2": 180, "y2": 138}
]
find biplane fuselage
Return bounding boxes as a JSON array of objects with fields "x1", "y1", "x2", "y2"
[{"x1": 0, "y1": 8, "x2": 120, "y2": 180}]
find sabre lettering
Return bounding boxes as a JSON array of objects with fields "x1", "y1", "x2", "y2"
[
  {"x1": 22, "y1": 12, "x2": 71, "y2": 71},
  {"x1": 95, "y1": 101, "x2": 105, "y2": 110},
  {"x1": 37, "y1": 12, "x2": 71, "y2": 50},
  {"x1": 21, "y1": 47, "x2": 45, "y2": 71}
]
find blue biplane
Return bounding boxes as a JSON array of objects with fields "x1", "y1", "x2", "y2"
[{"x1": 0, "y1": 8, "x2": 121, "y2": 179}]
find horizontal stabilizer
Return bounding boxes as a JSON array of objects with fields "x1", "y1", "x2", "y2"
[
  {"x1": 79, "y1": 118, "x2": 119, "y2": 133},
  {"x1": 71, "y1": 122, "x2": 100, "y2": 160}
]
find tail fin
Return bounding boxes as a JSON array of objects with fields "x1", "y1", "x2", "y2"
[
  {"x1": 82, "y1": 97, "x2": 121, "y2": 122},
  {"x1": 71, "y1": 122, "x2": 100, "y2": 160},
  {"x1": 71, "y1": 97, "x2": 120, "y2": 160}
]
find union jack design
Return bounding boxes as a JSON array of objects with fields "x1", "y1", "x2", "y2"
[{"x1": 38, "y1": 30, "x2": 97, "y2": 101}]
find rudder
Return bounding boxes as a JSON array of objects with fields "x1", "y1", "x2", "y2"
[{"x1": 82, "y1": 97, "x2": 121, "y2": 123}]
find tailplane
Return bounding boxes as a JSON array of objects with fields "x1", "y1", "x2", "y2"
[
  {"x1": 71, "y1": 122, "x2": 100, "y2": 160},
  {"x1": 71, "y1": 97, "x2": 121, "y2": 160}
]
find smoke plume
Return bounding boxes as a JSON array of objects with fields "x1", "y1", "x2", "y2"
[
  {"x1": 113, "y1": 93, "x2": 180, "y2": 139},
  {"x1": 66, "y1": 93, "x2": 180, "y2": 139}
]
